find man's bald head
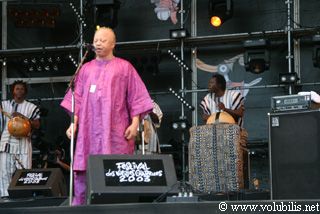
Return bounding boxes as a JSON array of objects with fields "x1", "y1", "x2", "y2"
[
  {"x1": 94, "y1": 27, "x2": 116, "y2": 44},
  {"x1": 93, "y1": 27, "x2": 116, "y2": 60}
]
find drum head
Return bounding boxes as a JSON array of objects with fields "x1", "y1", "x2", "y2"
[{"x1": 206, "y1": 112, "x2": 236, "y2": 124}]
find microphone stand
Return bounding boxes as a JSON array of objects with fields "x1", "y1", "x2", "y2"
[{"x1": 66, "y1": 48, "x2": 90, "y2": 206}]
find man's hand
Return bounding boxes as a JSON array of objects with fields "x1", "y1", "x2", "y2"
[
  {"x1": 202, "y1": 113, "x2": 210, "y2": 122},
  {"x1": 218, "y1": 102, "x2": 226, "y2": 111},
  {"x1": 11, "y1": 112, "x2": 26, "y2": 118},
  {"x1": 124, "y1": 115, "x2": 140, "y2": 140},
  {"x1": 124, "y1": 124, "x2": 138, "y2": 140},
  {"x1": 66, "y1": 116, "x2": 78, "y2": 139},
  {"x1": 66, "y1": 124, "x2": 77, "y2": 139}
]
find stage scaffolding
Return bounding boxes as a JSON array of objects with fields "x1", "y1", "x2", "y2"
[{"x1": 1, "y1": 0, "x2": 320, "y2": 117}]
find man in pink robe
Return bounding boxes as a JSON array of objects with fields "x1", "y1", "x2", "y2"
[{"x1": 61, "y1": 27, "x2": 153, "y2": 205}]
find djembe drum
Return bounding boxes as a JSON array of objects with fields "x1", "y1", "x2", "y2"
[
  {"x1": 189, "y1": 123, "x2": 246, "y2": 193},
  {"x1": 206, "y1": 112, "x2": 236, "y2": 125}
]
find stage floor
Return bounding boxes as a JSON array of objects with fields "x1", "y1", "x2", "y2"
[
  {"x1": 2, "y1": 200, "x2": 320, "y2": 214},
  {"x1": 1, "y1": 193, "x2": 320, "y2": 214}
]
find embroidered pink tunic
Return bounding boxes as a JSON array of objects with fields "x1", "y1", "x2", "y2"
[{"x1": 61, "y1": 57, "x2": 153, "y2": 171}]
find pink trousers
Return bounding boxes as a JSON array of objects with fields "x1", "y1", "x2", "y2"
[{"x1": 72, "y1": 171, "x2": 86, "y2": 206}]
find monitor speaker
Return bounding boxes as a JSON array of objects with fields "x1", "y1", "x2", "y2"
[
  {"x1": 269, "y1": 110, "x2": 320, "y2": 199},
  {"x1": 8, "y1": 168, "x2": 67, "y2": 198},
  {"x1": 87, "y1": 154, "x2": 178, "y2": 204}
]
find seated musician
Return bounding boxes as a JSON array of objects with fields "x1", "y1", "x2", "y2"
[
  {"x1": 198, "y1": 73, "x2": 248, "y2": 190},
  {"x1": 200, "y1": 73, "x2": 244, "y2": 126}
]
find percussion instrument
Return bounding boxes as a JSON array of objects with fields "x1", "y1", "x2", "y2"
[
  {"x1": 0, "y1": 108, "x2": 31, "y2": 138},
  {"x1": 189, "y1": 123, "x2": 246, "y2": 193},
  {"x1": 206, "y1": 111, "x2": 235, "y2": 124},
  {"x1": 8, "y1": 116, "x2": 31, "y2": 138}
]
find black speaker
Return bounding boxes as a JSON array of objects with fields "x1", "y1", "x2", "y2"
[
  {"x1": 87, "y1": 154, "x2": 178, "y2": 204},
  {"x1": 8, "y1": 168, "x2": 67, "y2": 198},
  {"x1": 269, "y1": 110, "x2": 320, "y2": 199}
]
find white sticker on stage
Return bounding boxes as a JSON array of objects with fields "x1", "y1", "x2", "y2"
[
  {"x1": 271, "y1": 116, "x2": 279, "y2": 127},
  {"x1": 90, "y1": 85, "x2": 96, "y2": 93}
]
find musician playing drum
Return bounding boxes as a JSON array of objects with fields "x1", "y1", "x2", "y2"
[
  {"x1": 190, "y1": 74, "x2": 248, "y2": 192},
  {"x1": 0, "y1": 80, "x2": 40, "y2": 198},
  {"x1": 200, "y1": 73, "x2": 244, "y2": 126}
]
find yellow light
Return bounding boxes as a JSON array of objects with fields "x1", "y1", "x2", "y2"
[{"x1": 210, "y1": 16, "x2": 222, "y2": 27}]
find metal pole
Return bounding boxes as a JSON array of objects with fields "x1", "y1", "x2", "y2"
[
  {"x1": 293, "y1": 0, "x2": 301, "y2": 84},
  {"x1": 191, "y1": 0, "x2": 198, "y2": 126},
  {"x1": 179, "y1": 0, "x2": 187, "y2": 188},
  {"x1": 80, "y1": 0, "x2": 83, "y2": 58},
  {"x1": 180, "y1": 0, "x2": 185, "y2": 119},
  {"x1": 286, "y1": 0, "x2": 293, "y2": 94},
  {"x1": 1, "y1": 1, "x2": 8, "y2": 100},
  {"x1": 69, "y1": 0, "x2": 84, "y2": 206}
]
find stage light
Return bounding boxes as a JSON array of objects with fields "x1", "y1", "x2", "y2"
[
  {"x1": 53, "y1": 65, "x2": 59, "y2": 71},
  {"x1": 279, "y1": 73, "x2": 298, "y2": 84},
  {"x1": 55, "y1": 56, "x2": 61, "y2": 63},
  {"x1": 40, "y1": 57, "x2": 45, "y2": 64},
  {"x1": 36, "y1": 66, "x2": 42, "y2": 72},
  {"x1": 171, "y1": 119, "x2": 189, "y2": 131},
  {"x1": 169, "y1": 28, "x2": 189, "y2": 39},
  {"x1": 68, "y1": 54, "x2": 79, "y2": 67},
  {"x1": 209, "y1": 0, "x2": 233, "y2": 28},
  {"x1": 22, "y1": 54, "x2": 66, "y2": 73},
  {"x1": 23, "y1": 59, "x2": 29, "y2": 64},
  {"x1": 244, "y1": 39, "x2": 270, "y2": 74},
  {"x1": 93, "y1": 0, "x2": 121, "y2": 28},
  {"x1": 210, "y1": 16, "x2": 222, "y2": 28},
  {"x1": 44, "y1": 65, "x2": 50, "y2": 71},
  {"x1": 312, "y1": 35, "x2": 320, "y2": 68},
  {"x1": 8, "y1": 4, "x2": 60, "y2": 28}
]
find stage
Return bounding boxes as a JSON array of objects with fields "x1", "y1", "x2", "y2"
[{"x1": 1, "y1": 196, "x2": 320, "y2": 214}]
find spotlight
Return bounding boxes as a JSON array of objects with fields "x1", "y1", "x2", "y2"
[
  {"x1": 36, "y1": 66, "x2": 42, "y2": 72},
  {"x1": 172, "y1": 123, "x2": 179, "y2": 129},
  {"x1": 169, "y1": 28, "x2": 189, "y2": 39},
  {"x1": 55, "y1": 56, "x2": 61, "y2": 63},
  {"x1": 171, "y1": 119, "x2": 189, "y2": 131},
  {"x1": 209, "y1": 0, "x2": 233, "y2": 28},
  {"x1": 44, "y1": 65, "x2": 50, "y2": 71},
  {"x1": 312, "y1": 35, "x2": 320, "y2": 68},
  {"x1": 8, "y1": 4, "x2": 60, "y2": 28},
  {"x1": 279, "y1": 72, "x2": 298, "y2": 84},
  {"x1": 23, "y1": 59, "x2": 29, "y2": 64},
  {"x1": 93, "y1": 0, "x2": 121, "y2": 28},
  {"x1": 53, "y1": 65, "x2": 59, "y2": 71},
  {"x1": 244, "y1": 39, "x2": 270, "y2": 74}
]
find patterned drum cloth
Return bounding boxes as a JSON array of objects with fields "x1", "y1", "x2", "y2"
[{"x1": 189, "y1": 123, "x2": 246, "y2": 193}]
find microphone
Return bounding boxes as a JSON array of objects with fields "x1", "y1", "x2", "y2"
[
  {"x1": 77, "y1": 43, "x2": 95, "y2": 51},
  {"x1": 84, "y1": 43, "x2": 95, "y2": 51}
]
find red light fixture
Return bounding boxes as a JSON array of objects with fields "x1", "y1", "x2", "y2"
[{"x1": 209, "y1": 0, "x2": 233, "y2": 28}]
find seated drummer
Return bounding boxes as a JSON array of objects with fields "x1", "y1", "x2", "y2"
[{"x1": 200, "y1": 73, "x2": 244, "y2": 126}]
